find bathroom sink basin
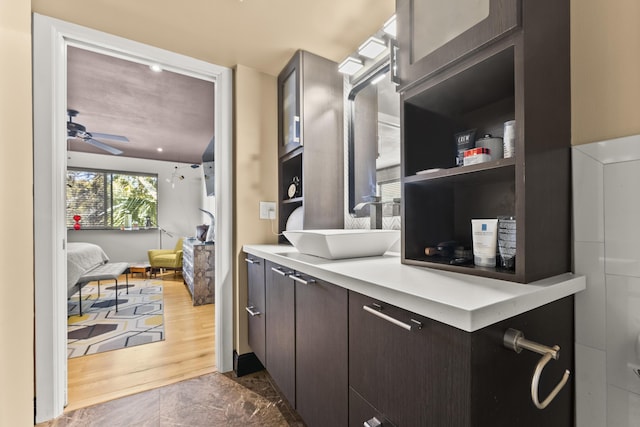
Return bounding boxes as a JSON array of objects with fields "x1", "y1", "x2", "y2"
[{"x1": 282, "y1": 229, "x2": 400, "y2": 259}]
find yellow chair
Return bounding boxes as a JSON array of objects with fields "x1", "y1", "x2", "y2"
[{"x1": 148, "y1": 237, "x2": 183, "y2": 277}]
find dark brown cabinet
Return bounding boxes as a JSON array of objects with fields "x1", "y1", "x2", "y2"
[
  {"x1": 277, "y1": 50, "x2": 344, "y2": 240},
  {"x1": 348, "y1": 291, "x2": 574, "y2": 427},
  {"x1": 245, "y1": 256, "x2": 266, "y2": 365},
  {"x1": 294, "y1": 273, "x2": 348, "y2": 427},
  {"x1": 265, "y1": 260, "x2": 296, "y2": 406},
  {"x1": 396, "y1": 0, "x2": 521, "y2": 92},
  {"x1": 399, "y1": 0, "x2": 571, "y2": 283}
]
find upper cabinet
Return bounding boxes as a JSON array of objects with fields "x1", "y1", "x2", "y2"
[
  {"x1": 396, "y1": 0, "x2": 521, "y2": 91},
  {"x1": 398, "y1": 0, "x2": 571, "y2": 283},
  {"x1": 278, "y1": 58, "x2": 301, "y2": 156},
  {"x1": 278, "y1": 50, "x2": 344, "y2": 238}
]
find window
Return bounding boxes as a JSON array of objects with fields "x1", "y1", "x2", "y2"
[{"x1": 66, "y1": 168, "x2": 158, "y2": 230}]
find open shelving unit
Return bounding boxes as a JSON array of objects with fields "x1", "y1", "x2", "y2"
[{"x1": 399, "y1": 0, "x2": 571, "y2": 283}]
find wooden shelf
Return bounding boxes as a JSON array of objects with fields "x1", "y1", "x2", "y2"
[
  {"x1": 282, "y1": 197, "x2": 303, "y2": 204},
  {"x1": 406, "y1": 157, "x2": 515, "y2": 185}
]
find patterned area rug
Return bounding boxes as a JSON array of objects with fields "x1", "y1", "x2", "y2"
[{"x1": 67, "y1": 279, "x2": 164, "y2": 358}]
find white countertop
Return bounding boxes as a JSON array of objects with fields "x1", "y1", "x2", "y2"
[{"x1": 243, "y1": 244, "x2": 586, "y2": 332}]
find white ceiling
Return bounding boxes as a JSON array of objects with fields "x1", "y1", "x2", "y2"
[{"x1": 49, "y1": 0, "x2": 395, "y2": 163}]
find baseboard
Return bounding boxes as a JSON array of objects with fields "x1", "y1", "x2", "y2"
[{"x1": 233, "y1": 350, "x2": 264, "y2": 377}]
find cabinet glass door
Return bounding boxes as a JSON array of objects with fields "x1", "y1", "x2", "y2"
[
  {"x1": 282, "y1": 69, "x2": 299, "y2": 148},
  {"x1": 412, "y1": 0, "x2": 489, "y2": 61},
  {"x1": 396, "y1": 0, "x2": 520, "y2": 89}
]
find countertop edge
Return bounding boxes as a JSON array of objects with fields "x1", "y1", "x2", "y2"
[{"x1": 243, "y1": 244, "x2": 585, "y2": 332}]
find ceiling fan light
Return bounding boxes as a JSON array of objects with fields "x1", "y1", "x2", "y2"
[
  {"x1": 358, "y1": 37, "x2": 387, "y2": 59},
  {"x1": 338, "y1": 57, "x2": 363, "y2": 75}
]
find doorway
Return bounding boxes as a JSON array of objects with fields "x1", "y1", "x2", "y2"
[{"x1": 33, "y1": 14, "x2": 233, "y2": 423}]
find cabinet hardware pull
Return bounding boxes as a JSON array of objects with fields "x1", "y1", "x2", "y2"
[
  {"x1": 245, "y1": 305, "x2": 261, "y2": 317},
  {"x1": 363, "y1": 305, "x2": 419, "y2": 331},
  {"x1": 503, "y1": 328, "x2": 570, "y2": 409},
  {"x1": 293, "y1": 115, "x2": 300, "y2": 143},
  {"x1": 291, "y1": 274, "x2": 316, "y2": 285},
  {"x1": 244, "y1": 258, "x2": 260, "y2": 265},
  {"x1": 271, "y1": 267, "x2": 291, "y2": 276},
  {"x1": 364, "y1": 416, "x2": 383, "y2": 427}
]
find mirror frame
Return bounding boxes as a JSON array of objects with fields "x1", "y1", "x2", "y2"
[{"x1": 347, "y1": 59, "x2": 393, "y2": 215}]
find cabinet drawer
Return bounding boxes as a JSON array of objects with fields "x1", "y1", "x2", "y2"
[
  {"x1": 349, "y1": 387, "x2": 394, "y2": 427},
  {"x1": 295, "y1": 273, "x2": 348, "y2": 427},
  {"x1": 265, "y1": 261, "x2": 296, "y2": 407},
  {"x1": 245, "y1": 256, "x2": 266, "y2": 366},
  {"x1": 349, "y1": 291, "x2": 471, "y2": 426}
]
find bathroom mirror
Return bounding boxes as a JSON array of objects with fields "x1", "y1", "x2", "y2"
[{"x1": 348, "y1": 60, "x2": 401, "y2": 216}]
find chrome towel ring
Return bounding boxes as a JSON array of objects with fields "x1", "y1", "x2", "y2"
[{"x1": 503, "y1": 328, "x2": 571, "y2": 410}]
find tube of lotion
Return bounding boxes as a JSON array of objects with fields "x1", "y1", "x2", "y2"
[{"x1": 471, "y1": 219, "x2": 498, "y2": 267}]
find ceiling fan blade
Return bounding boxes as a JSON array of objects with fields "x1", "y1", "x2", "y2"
[
  {"x1": 90, "y1": 132, "x2": 130, "y2": 143},
  {"x1": 86, "y1": 138, "x2": 124, "y2": 155}
]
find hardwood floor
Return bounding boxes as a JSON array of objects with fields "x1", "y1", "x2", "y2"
[{"x1": 65, "y1": 272, "x2": 216, "y2": 412}]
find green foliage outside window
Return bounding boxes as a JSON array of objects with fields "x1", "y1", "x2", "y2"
[{"x1": 66, "y1": 168, "x2": 158, "y2": 229}]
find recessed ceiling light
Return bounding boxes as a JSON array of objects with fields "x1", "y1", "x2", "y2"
[
  {"x1": 383, "y1": 15, "x2": 397, "y2": 38},
  {"x1": 149, "y1": 64, "x2": 163, "y2": 72},
  {"x1": 358, "y1": 37, "x2": 387, "y2": 59},
  {"x1": 338, "y1": 57, "x2": 364, "y2": 75},
  {"x1": 157, "y1": 147, "x2": 163, "y2": 152}
]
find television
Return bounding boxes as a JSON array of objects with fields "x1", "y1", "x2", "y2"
[{"x1": 202, "y1": 137, "x2": 215, "y2": 196}]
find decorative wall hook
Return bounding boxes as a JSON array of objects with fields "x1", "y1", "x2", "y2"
[{"x1": 503, "y1": 328, "x2": 570, "y2": 410}]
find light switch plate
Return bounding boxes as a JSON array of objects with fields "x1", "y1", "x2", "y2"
[{"x1": 259, "y1": 201, "x2": 276, "y2": 220}]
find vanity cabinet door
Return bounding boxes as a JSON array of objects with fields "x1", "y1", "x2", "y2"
[
  {"x1": 396, "y1": 0, "x2": 521, "y2": 90},
  {"x1": 294, "y1": 273, "x2": 348, "y2": 427},
  {"x1": 265, "y1": 261, "x2": 296, "y2": 407},
  {"x1": 278, "y1": 53, "x2": 301, "y2": 157},
  {"x1": 245, "y1": 256, "x2": 266, "y2": 366},
  {"x1": 348, "y1": 291, "x2": 471, "y2": 427}
]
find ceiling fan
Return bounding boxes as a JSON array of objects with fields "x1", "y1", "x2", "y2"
[{"x1": 67, "y1": 109, "x2": 129, "y2": 155}]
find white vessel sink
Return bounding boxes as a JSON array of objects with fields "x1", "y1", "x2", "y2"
[{"x1": 282, "y1": 229, "x2": 400, "y2": 260}]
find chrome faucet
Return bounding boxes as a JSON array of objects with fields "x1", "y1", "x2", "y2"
[{"x1": 354, "y1": 196, "x2": 400, "y2": 230}]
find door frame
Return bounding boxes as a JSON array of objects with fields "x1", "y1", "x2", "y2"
[{"x1": 33, "y1": 13, "x2": 234, "y2": 423}]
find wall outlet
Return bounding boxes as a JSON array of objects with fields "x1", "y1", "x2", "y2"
[{"x1": 259, "y1": 201, "x2": 276, "y2": 220}]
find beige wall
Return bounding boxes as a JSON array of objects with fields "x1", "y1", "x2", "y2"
[
  {"x1": 0, "y1": 1, "x2": 34, "y2": 426},
  {"x1": 233, "y1": 65, "x2": 279, "y2": 355},
  {"x1": 571, "y1": 0, "x2": 640, "y2": 145}
]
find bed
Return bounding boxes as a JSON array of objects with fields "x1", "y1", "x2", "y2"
[{"x1": 67, "y1": 242, "x2": 110, "y2": 296}]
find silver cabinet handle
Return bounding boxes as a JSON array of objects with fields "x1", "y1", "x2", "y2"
[
  {"x1": 244, "y1": 257, "x2": 260, "y2": 265},
  {"x1": 363, "y1": 304, "x2": 422, "y2": 331},
  {"x1": 291, "y1": 274, "x2": 316, "y2": 285},
  {"x1": 271, "y1": 266, "x2": 291, "y2": 276},
  {"x1": 245, "y1": 305, "x2": 261, "y2": 316},
  {"x1": 364, "y1": 417, "x2": 382, "y2": 427}
]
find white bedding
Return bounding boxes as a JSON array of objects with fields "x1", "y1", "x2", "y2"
[{"x1": 67, "y1": 242, "x2": 110, "y2": 294}]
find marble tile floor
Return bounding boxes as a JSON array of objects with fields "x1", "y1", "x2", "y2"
[{"x1": 38, "y1": 371, "x2": 305, "y2": 426}]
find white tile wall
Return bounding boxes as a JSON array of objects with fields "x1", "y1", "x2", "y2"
[
  {"x1": 604, "y1": 160, "x2": 640, "y2": 277},
  {"x1": 575, "y1": 343, "x2": 607, "y2": 427},
  {"x1": 606, "y1": 275, "x2": 640, "y2": 395},
  {"x1": 607, "y1": 385, "x2": 640, "y2": 427},
  {"x1": 572, "y1": 149, "x2": 604, "y2": 243},
  {"x1": 574, "y1": 241, "x2": 606, "y2": 350},
  {"x1": 573, "y1": 136, "x2": 640, "y2": 426}
]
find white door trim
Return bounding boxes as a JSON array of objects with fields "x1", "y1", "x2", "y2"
[{"x1": 33, "y1": 14, "x2": 234, "y2": 423}]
